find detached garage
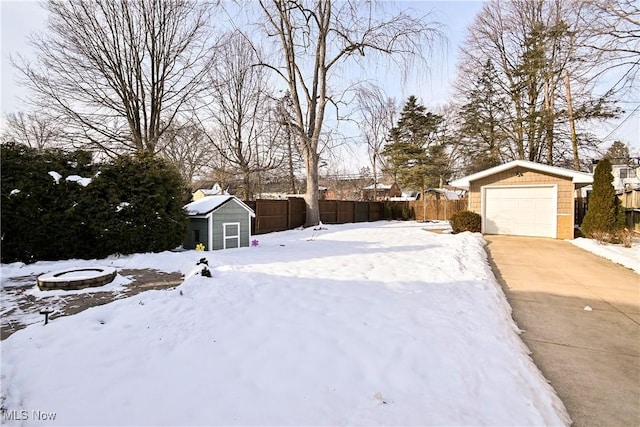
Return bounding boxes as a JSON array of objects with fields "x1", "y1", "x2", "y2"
[{"x1": 450, "y1": 160, "x2": 593, "y2": 239}]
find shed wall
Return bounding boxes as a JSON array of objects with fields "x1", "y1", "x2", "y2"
[
  {"x1": 211, "y1": 202, "x2": 251, "y2": 249},
  {"x1": 468, "y1": 167, "x2": 575, "y2": 239},
  {"x1": 184, "y1": 218, "x2": 209, "y2": 250}
]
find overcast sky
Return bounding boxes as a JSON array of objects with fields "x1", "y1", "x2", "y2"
[{"x1": 1, "y1": 0, "x2": 638, "y2": 161}]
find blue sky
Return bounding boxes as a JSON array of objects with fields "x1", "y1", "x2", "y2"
[{"x1": 1, "y1": 0, "x2": 637, "y2": 159}]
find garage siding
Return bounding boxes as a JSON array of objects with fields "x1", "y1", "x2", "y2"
[{"x1": 468, "y1": 167, "x2": 575, "y2": 239}]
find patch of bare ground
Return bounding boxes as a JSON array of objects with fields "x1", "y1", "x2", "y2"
[{"x1": 1, "y1": 269, "x2": 183, "y2": 340}]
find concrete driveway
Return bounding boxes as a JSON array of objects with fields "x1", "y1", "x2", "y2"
[{"x1": 484, "y1": 235, "x2": 639, "y2": 427}]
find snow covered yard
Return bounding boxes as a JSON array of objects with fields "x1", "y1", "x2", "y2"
[
  {"x1": 0, "y1": 222, "x2": 569, "y2": 426},
  {"x1": 571, "y1": 236, "x2": 640, "y2": 274}
]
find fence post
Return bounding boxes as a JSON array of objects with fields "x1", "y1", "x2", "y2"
[{"x1": 287, "y1": 198, "x2": 291, "y2": 230}]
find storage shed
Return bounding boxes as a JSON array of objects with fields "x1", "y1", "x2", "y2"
[
  {"x1": 183, "y1": 196, "x2": 255, "y2": 250},
  {"x1": 450, "y1": 160, "x2": 593, "y2": 239}
]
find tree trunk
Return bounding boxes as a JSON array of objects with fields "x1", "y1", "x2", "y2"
[
  {"x1": 287, "y1": 127, "x2": 297, "y2": 194},
  {"x1": 243, "y1": 170, "x2": 253, "y2": 200},
  {"x1": 304, "y1": 149, "x2": 320, "y2": 226},
  {"x1": 372, "y1": 153, "x2": 378, "y2": 201},
  {"x1": 565, "y1": 70, "x2": 580, "y2": 171}
]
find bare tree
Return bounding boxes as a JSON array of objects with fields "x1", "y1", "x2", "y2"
[
  {"x1": 454, "y1": 0, "x2": 622, "y2": 168},
  {"x1": 1, "y1": 111, "x2": 64, "y2": 150},
  {"x1": 14, "y1": 0, "x2": 218, "y2": 155},
  {"x1": 201, "y1": 32, "x2": 284, "y2": 200},
  {"x1": 355, "y1": 85, "x2": 396, "y2": 200},
  {"x1": 578, "y1": 0, "x2": 640, "y2": 96},
  {"x1": 276, "y1": 91, "x2": 305, "y2": 194},
  {"x1": 252, "y1": 0, "x2": 443, "y2": 226},
  {"x1": 157, "y1": 119, "x2": 213, "y2": 184}
]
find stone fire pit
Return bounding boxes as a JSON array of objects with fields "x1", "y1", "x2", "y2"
[{"x1": 37, "y1": 267, "x2": 117, "y2": 291}]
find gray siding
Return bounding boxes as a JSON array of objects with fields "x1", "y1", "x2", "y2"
[
  {"x1": 184, "y1": 218, "x2": 209, "y2": 250},
  {"x1": 212, "y1": 202, "x2": 251, "y2": 250}
]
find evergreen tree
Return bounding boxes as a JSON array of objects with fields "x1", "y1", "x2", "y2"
[
  {"x1": 604, "y1": 141, "x2": 630, "y2": 165},
  {"x1": 458, "y1": 60, "x2": 508, "y2": 174},
  {"x1": 581, "y1": 158, "x2": 625, "y2": 238},
  {"x1": 382, "y1": 96, "x2": 443, "y2": 191}
]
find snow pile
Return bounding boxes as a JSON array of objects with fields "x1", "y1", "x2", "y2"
[
  {"x1": 48, "y1": 171, "x2": 62, "y2": 184},
  {"x1": 65, "y1": 175, "x2": 92, "y2": 186},
  {"x1": 46, "y1": 171, "x2": 93, "y2": 187},
  {"x1": 571, "y1": 236, "x2": 640, "y2": 273},
  {"x1": 115, "y1": 202, "x2": 131, "y2": 213},
  {"x1": 0, "y1": 222, "x2": 570, "y2": 426}
]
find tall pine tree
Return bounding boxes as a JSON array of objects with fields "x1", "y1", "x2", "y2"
[
  {"x1": 382, "y1": 96, "x2": 443, "y2": 191},
  {"x1": 604, "y1": 141, "x2": 630, "y2": 165},
  {"x1": 458, "y1": 60, "x2": 508, "y2": 174}
]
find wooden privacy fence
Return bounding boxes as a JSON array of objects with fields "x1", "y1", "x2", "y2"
[
  {"x1": 246, "y1": 197, "x2": 467, "y2": 235},
  {"x1": 408, "y1": 199, "x2": 467, "y2": 221},
  {"x1": 244, "y1": 198, "x2": 305, "y2": 235},
  {"x1": 319, "y1": 200, "x2": 384, "y2": 224}
]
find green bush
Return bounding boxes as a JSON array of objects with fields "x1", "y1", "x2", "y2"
[
  {"x1": 1, "y1": 143, "x2": 96, "y2": 262},
  {"x1": 1, "y1": 144, "x2": 188, "y2": 263},
  {"x1": 449, "y1": 210, "x2": 482, "y2": 233},
  {"x1": 83, "y1": 153, "x2": 188, "y2": 258},
  {"x1": 581, "y1": 158, "x2": 625, "y2": 239}
]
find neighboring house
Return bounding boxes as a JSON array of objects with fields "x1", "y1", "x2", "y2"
[
  {"x1": 361, "y1": 183, "x2": 402, "y2": 201},
  {"x1": 450, "y1": 160, "x2": 593, "y2": 239},
  {"x1": 320, "y1": 177, "x2": 369, "y2": 201},
  {"x1": 389, "y1": 191, "x2": 420, "y2": 201},
  {"x1": 611, "y1": 164, "x2": 640, "y2": 191},
  {"x1": 192, "y1": 183, "x2": 227, "y2": 201},
  {"x1": 424, "y1": 188, "x2": 461, "y2": 201},
  {"x1": 183, "y1": 195, "x2": 255, "y2": 250},
  {"x1": 612, "y1": 164, "x2": 640, "y2": 233},
  {"x1": 390, "y1": 187, "x2": 465, "y2": 202}
]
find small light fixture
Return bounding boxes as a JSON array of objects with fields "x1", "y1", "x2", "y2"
[{"x1": 515, "y1": 171, "x2": 523, "y2": 177}]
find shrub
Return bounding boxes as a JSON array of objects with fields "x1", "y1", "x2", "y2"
[
  {"x1": 0, "y1": 144, "x2": 188, "y2": 263},
  {"x1": 590, "y1": 230, "x2": 612, "y2": 244},
  {"x1": 616, "y1": 228, "x2": 634, "y2": 248},
  {"x1": 449, "y1": 210, "x2": 482, "y2": 233},
  {"x1": 581, "y1": 159, "x2": 625, "y2": 238},
  {"x1": 82, "y1": 153, "x2": 188, "y2": 258},
  {"x1": 1, "y1": 143, "x2": 96, "y2": 263}
]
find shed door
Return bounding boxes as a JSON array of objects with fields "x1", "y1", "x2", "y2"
[
  {"x1": 483, "y1": 186, "x2": 556, "y2": 238},
  {"x1": 223, "y1": 222, "x2": 240, "y2": 249}
]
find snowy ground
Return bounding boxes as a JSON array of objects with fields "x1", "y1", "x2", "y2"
[
  {"x1": 571, "y1": 236, "x2": 640, "y2": 274},
  {"x1": 0, "y1": 222, "x2": 570, "y2": 426}
]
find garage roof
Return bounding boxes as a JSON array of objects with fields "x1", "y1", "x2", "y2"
[{"x1": 450, "y1": 160, "x2": 593, "y2": 189}]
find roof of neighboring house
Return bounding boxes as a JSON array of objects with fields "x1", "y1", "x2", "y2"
[
  {"x1": 363, "y1": 183, "x2": 395, "y2": 190},
  {"x1": 195, "y1": 182, "x2": 226, "y2": 196},
  {"x1": 184, "y1": 195, "x2": 255, "y2": 217},
  {"x1": 450, "y1": 160, "x2": 594, "y2": 189},
  {"x1": 426, "y1": 188, "x2": 461, "y2": 200}
]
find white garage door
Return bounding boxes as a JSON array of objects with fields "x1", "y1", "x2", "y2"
[{"x1": 483, "y1": 186, "x2": 556, "y2": 238}]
